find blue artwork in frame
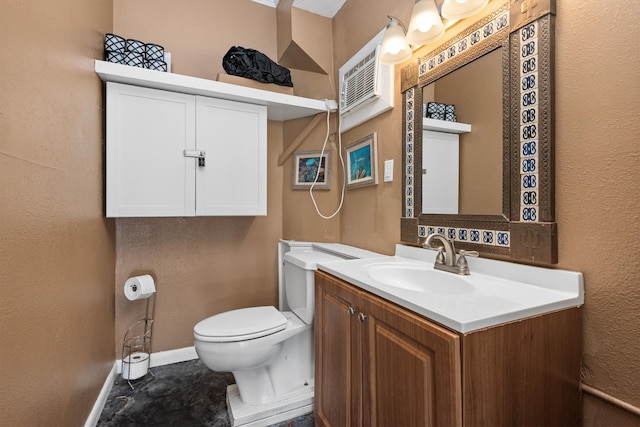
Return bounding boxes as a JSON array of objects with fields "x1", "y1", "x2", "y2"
[
  {"x1": 346, "y1": 133, "x2": 378, "y2": 189},
  {"x1": 292, "y1": 150, "x2": 331, "y2": 190}
]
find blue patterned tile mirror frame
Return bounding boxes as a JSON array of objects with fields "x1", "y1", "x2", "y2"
[{"x1": 400, "y1": 0, "x2": 558, "y2": 265}]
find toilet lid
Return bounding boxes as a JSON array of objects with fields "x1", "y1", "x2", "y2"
[{"x1": 194, "y1": 306, "x2": 287, "y2": 342}]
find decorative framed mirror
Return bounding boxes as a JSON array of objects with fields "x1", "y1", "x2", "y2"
[{"x1": 400, "y1": 0, "x2": 558, "y2": 264}]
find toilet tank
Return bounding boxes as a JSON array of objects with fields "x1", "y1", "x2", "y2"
[{"x1": 283, "y1": 250, "x2": 345, "y2": 324}]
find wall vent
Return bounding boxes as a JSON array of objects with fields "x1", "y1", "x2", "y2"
[
  {"x1": 339, "y1": 29, "x2": 393, "y2": 133},
  {"x1": 341, "y1": 47, "x2": 379, "y2": 113}
]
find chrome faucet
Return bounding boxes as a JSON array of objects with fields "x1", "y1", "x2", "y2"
[{"x1": 423, "y1": 234, "x2": 479, "y2": 275}]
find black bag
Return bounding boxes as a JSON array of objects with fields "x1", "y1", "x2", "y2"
[{"x1": 222, "y1": 46, "x2": 293, "y2": 87}]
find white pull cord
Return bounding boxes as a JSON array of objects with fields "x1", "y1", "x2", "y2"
[{"x1": 309, "y1": 100, "x2": 345, "y2": 219}]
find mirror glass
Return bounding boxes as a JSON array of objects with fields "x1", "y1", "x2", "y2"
[{"x1": 421, "y1": 48, "x2": 503, "y2": 215}]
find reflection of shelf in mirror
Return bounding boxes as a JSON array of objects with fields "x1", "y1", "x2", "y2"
[{"x1": 423, "y1": 118, "x2": 471, "y2": 134}]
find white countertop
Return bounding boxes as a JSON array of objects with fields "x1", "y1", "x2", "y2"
[{"x1": 317, "y1": 244, "x2": 584, "y2": 333}]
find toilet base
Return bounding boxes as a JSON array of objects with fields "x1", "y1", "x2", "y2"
[{"x1": 226, "y1": 382, "x2": 314, "y2": 427}]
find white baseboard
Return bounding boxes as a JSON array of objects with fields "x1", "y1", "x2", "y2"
[
  {"x1": 149, "y1": 346, "x2": 198, "y2": 368},
  {"x1": 114, "y1": 346, "x2": 198, "y2": 374},
  {"x1": 85, "y1": 346, "x2": 198, "y2": 426},
  {"x1": 84, "y1": 361, "x2": 118, "y2": 427}
]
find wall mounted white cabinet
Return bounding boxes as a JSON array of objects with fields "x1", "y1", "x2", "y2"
[
  {"x1": 97, "y1": 60, "x2": 336, "y2": 218},
  {"x1": 106, "y1": 82, "x2": 266, "y2": 217}
]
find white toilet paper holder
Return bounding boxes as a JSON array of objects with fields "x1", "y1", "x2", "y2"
[{"x1": 121, "y1": 288, "x2": 156, "y2": 390}]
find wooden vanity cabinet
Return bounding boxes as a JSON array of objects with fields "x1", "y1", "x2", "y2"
[
  {"x1": 315, "y1": 270, "x2": 462, "y2": 426},
  {"x1": 314, "y1": 270, "x2": 582, "y2": 427}
]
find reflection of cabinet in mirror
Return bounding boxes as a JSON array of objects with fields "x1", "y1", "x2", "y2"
[
  {"x1": 422, "y1": 120, "x2": 471, "y2": 214},
  {"x1": 422, "y1": 48, "x2": 503, "y2": 216}
]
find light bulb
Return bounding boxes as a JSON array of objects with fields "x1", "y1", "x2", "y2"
[
  {"x1": 418, "y1": 22, "x2": 433, "y2": 33},
  {"x1": 380, "y1": 18, "x2": 412, "y2": 64},
  {"x1": 406, "y1": 0, "x2": 445, "y2": 46},
  {"x1": 442, "y1": 0, "x2": 488, "y2": 20}
]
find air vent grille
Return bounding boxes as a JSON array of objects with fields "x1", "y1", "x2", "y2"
[{"x1": 341, "y1": 47, "x2": 379, "y2": 114}]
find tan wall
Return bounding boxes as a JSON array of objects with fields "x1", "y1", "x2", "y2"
[
  {"x1": 0, "y1": 0, "x2": 115, "y2": 426},
  {"x1": 555, "y1": 0, "x2": 640, "y2": 421},
  {"x1": 281, "y1": 115, "x2": 343, "y2": 242},
  {"x1": 114, "y1": 0, "x2": 276, "y2": 82},
  {"x1": 2, "y1": 0, "x2": 637, "y2": 424},
  {"x1": 114, "y1": 121, "x2": 284, "y2": 353},
  {"x1": 332, "y1": 0, "x2": 640, "y2": 423},
  {"x1": 112, "y1": 1, "x2": 285, "y2": 353},
  {"x1": 316, "y1": 1, "x2": 413, "y2": 255},
  {"x1": 280, "y1": 9, "x2": 341, "y2": 243}
]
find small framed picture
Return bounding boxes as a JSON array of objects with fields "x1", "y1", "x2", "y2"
[
  {"x1": 292, "y1": 150, "x2": 331, "y2": 190},
  {"x1": 346, "y1": 133, "x2": 378, "y2": 189}
]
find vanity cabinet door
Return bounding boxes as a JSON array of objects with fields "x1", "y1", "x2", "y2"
[
  {"x1": 315, "y1": 271, "x2": 462, "y2": 427},
  {"x1": 106, "y1": 82, "x2": 196, "y2": 217},
  {"x1": 315, "y1": 271, "x2": 362, "y2": 427},
  {"x1": 360, "y1": 292, "x2": 462, "y2": 427}
]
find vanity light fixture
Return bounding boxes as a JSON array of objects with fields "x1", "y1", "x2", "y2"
[
  {"x1": 406, "y1": 0, "x2": 445, "y2": 46},
  {"x1": 380, "y1": 16, "x2": 412, "y2": 64},
  {"x1": 441, "y1": 0, "x2": 489, "y2": 20},
  {"x1": 380, "y1": 0, "x2": 490, "y2": 65}
]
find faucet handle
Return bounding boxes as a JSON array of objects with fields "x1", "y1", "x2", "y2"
[
  {"x1": 458, "y1": 249, "x2": 479, "y2": 258},
  {"x1": 456, "y1": 250, "x2": 479, "y2": 274}
]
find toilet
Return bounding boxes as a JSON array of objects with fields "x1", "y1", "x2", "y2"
[{"x1": 194, "y1": 241, "x2": 376, "y2": 427}]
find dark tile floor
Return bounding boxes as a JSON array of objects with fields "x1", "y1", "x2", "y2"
[{"x1": 97, "y1": 359, "x2": 315, "y2": 427}]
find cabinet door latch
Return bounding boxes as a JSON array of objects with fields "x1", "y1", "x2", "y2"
[{"x1": 183, "y1": 149, "x2": 206, "y2": 167}]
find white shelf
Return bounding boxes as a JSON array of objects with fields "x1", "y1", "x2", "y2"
[
  {"x1": 95, "y1": 60, "x2": 334, "y2": 121},
  {"x1": 423, "y1": 117, "x2": 472, "y2": 134}
]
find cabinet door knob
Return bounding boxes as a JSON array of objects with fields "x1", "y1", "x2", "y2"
[
  {"x1": 348, "y1": 307, "x2": 355, "y2": 316},
  {"x1": 358, "y1": 312, "x2": 367, "y2": 322}
]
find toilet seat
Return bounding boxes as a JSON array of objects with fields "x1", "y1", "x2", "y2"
[{"x1": 194, "y1": 306, "x2": 287, "y2": 342}]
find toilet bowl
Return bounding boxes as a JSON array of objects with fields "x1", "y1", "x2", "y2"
[
  {"x1": 194, "y1": 241, "x2": 367, "y2": 426},
  {"x1": 194, "y1": 307, "x2": 312, "y2": 405}
]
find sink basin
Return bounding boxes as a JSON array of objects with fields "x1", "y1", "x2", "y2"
[
  {"x1": 316, "y1": 246, "x2": 584, "y2": 333},
  {"x1": 362, "y1": 262, "x2": 474, "y2": 294}
]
